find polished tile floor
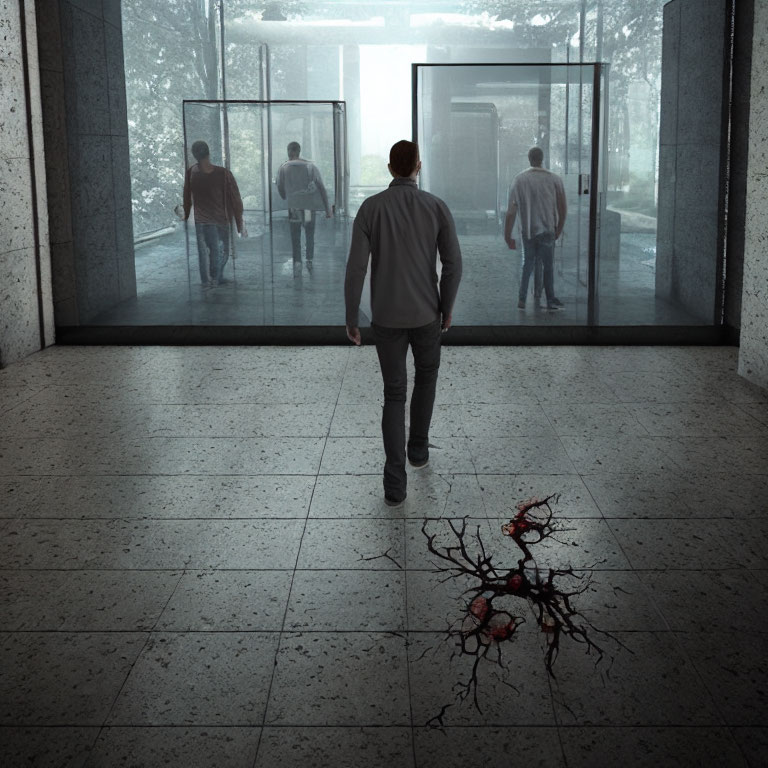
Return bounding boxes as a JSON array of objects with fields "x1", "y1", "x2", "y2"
[{"x1": 0, "y1": 344, "x2": 766, "y2": 767}]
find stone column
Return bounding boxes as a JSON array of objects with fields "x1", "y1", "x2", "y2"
[
  {"x1": 655, "y1": 0, "x2": 729, "y2": 323},
  {"x1": 738, "y1": 0, "x2": 768, "y2": 388},
  {"x1": 0, "y1": 0, "x2": 53, "y2": 366},
  {"x1": 37, "y1": 0, "x2": 136, "y2": 325}
]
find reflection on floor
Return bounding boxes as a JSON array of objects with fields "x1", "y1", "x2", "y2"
[
  {"x1": 1, "y1": 344, "x2": 766, "y2": 766},
  {"x1": 92, "y1": 218, "x2": 702, "y2": 327}
]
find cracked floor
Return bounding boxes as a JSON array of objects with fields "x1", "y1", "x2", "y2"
[{"x1": 0, "y1": 344, "x2": 767, "y2": 767}]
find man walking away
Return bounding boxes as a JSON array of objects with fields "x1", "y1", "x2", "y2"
[
  {"x1": 504, "y1": 146, "x2": 567, "y2": 311},
  {"x1": 276, "y1": 141, "x2": 333, "y2": 277},
  {"x1": 344, "y1": 140, "x2": 462, "y2": 507},
  {"x1": 183, "y1": 140, "x2": 245, "y2": 288}
]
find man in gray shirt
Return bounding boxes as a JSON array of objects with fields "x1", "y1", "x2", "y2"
[
  {"x1": 504, "y1": 146, "x2": 567, "y2": 310},
  {"x1": 277, "y1": 142, "x2": 332, "y2": 277},
  {"x1": 345, "y1": 140, "x2": 462, "y2": 507}
]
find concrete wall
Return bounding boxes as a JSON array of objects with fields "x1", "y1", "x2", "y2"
[
  {"x1": 0, "y1": 0, "x2": 53, "y2": 367},
  {"x1": 656, "y1": 0, "x2": 729, "y2": 324},
  {"x1": 739, "y1": 0, "x2": 768, "y2": 388},
  {"x1": 37, "y1": 0, "x2": 136, "y2": 326}
]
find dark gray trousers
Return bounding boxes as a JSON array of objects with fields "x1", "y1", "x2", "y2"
[{"x1": 373, "y1": 319, "x2": 442, "y2": 499}]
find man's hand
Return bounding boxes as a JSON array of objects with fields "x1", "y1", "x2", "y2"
[
  {"x1": 326, "y1": 209, "x2": 333, "y2": 219},
  {"x1": 555, "y1": 227, "x2": 563, "y2": 241},
  {"x1": 240, "y1": 226, "x2": 249, "y2": 238},
  {"x1": 346, "y1": 325, "x2": 361, "y2": 345},
  {"x1": 441, "y1": 314, "x2": 452, "y2": 332},
  {"x1": 504, "y1": 235, "x2": 516, "y2": 250}
]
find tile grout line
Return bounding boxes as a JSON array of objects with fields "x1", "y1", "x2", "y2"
[
  {"x1": 250, "y1": 347, "x2": 352, "y2": 768},
  {"x1": 89, "y1": 568, "x2": 187, "y2": 753}
]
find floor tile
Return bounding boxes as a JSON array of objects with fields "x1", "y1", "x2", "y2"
[
  {"x1": 544, "y1": 402, "x2": 649, "y2": 437},
  {"x1": 608, "y1": 519, "x2": 742, "y2": 569},
  {"x1": 309, "y1": 473, "x2": 484, "y2": 518},
  {"x1": 581, "y1": 472, "x2": 698, "y2": 518},
  {"x1": 265, "y1": 632, "x2": 410, "y2": 725},
  {"x1": 255, "y1": 726, "x2": 414, "y2": 768},
  {"x1": 677, "y1": 630, "x2": 768, "y2": 726},
  {"x1": 414, "y1": 726, "x2": 564, "y2": 768},
  {"x1": 85, "y1": 726, "x2": 259, "y2": 768},
  {"x1": 408, "y1": 631, "x2": 555, "y2": 726},
  {"x1": 137, "y1": 403, "x2": 336, "y2": 437},
  {"x1": 599, "y1": 371, "x2": 719, "y2": 403},
  {"x1": 731, "y1": 727, "x2": 768, "y2": 768},
  {"x1": 737, "y1": 402, "x2": 768, "y2": 427},
  {"x1": 645, "y1": 569, "x2": 767, "y2": 632},
  {"x1": 0, "y1": 726, "x2": 98, "y2": 767},
  {"x1": 656, "y1": 436, "x2": 768, "y2": 476},
  {"x1": 459, "y1": 403, "x2": 554, "y2": 437},
  {"x1": 0, "y1": 570, "x2": 179, "y2": 631},
  {"x1": 0, "y1": 437, "x2": 326, "y2": 475},
  {"x1": 107, "y1": 633, "x2": 279, "y2": 725},
  {"x1": 550, "y1": 632, "x2": 722, "y2": 726},
  {"x1": 560, "y1": 435, "x2": 676, "y2": 475},
  {"x1": 477, "y1": 473, "x2": 601, "y2": 518},
  {"x1": 627, "y1": 401, "x2": 768, "y2": 437},
  {"x1": 0, "y1": 633, "x2": 146, "y2": 725},
  {"x1": 559, "y1": 726, "x2": 745, "y2": 768},
  {"x1": 0, "y1": 475, "x2": 315, "y2": 519},
  {"x1": 319, "y1": 437, "x2": 475, "y2": 474},
  {"x1": 285, "y1": 570, "x2": 406, "y2": 630},
  {"x1": 0, "y1": 519, "x2": 305, "y2": 569},
  {"x1": 298, "y1": 519, "x2": 405, "y2": 570},
  {"x1": 534, "y1": 375, "x2": 621, "y2": 405},
  {"x1": 157, "y1": 570, "x2": 293, "y2": 631},
  {"x1": 468, "y1": 436, "x2": 576, "y2": 474}
]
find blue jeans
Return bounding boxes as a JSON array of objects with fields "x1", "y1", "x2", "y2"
[
  {"x1": 373, "y1": 319, "x2": 442, "y2": 500},
  {"x1": 519, "y1": 231, "x2": 555, "y2": 303},
  {"x1": 195, "y1": 222, "x2": 230, "y2": 283}
]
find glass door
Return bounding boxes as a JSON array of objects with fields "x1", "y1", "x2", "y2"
[
  {"x1": 181, "y1": 100, "x2": 348, "y2": 326},
  {"x1": 413, "y1": 63, "x2": 606, "y2": 327}
]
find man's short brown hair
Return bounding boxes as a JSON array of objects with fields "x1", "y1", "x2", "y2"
[
  {"x1": 528, "y1": 146, "x2": 544, "y2": 166},
  {"x1": 191, "y1": 141, "x2": 210, "y2": 161},
  {"x1": 389, "y1": 140, "x2": 420, "y2": 177}
]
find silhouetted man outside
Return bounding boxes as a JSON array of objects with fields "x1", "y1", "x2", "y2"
[
  {"x1": 345, "y1": 140, "x2": 462, "y2": 507},
  {"x1": 504, "y1": 146, "x2": 567, "y2": 311},
  {"x1": 277, "y1": 141, "x2": 332, "y2": 277},
  {"x1": 183, "y1": 140, "x2": 245, "y2": 288}
]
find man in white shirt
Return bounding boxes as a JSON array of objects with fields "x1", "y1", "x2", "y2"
[
  {"x1": 504, "y1": 146, "x2": 567, "y2": 311},
  {"x1": 276, "y1": 142, "x2": 332, "y2": 277}
]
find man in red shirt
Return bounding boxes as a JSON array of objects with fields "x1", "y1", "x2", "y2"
[{"x1": 183, "y1": 140, "x2": 245, "y2": 288}]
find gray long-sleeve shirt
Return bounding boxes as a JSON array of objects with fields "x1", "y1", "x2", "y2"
[{"x1": 344, "y1": 178, "x2": 462, "y2": 328}]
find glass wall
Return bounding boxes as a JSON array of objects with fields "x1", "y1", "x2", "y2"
[
  {"x1": 112, "y1": 0, "x2": 699, "y2": 331},
  {"x1": 417, "y1": 63, "x2": 601, "y2": 326}
]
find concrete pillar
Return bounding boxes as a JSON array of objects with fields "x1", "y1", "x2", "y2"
[
  {"x1": 738, "y1": 0, "x2": 768, "y2": 388},
  {"x1": 36, "y1": 0, "x2": 136, "y2": 325},
  {"x1": 0, "y1": 0, "x2": 53, "y2": 367},
  {"x1": 655, "y1": 0, "x2": 729, "y2": 323}
]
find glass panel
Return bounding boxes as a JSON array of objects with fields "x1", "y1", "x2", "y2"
[
  {"x1": 178, "y1": 100, "x2": 348, "y2": 326},
  {"x1": 416, "y1": 63, "x2": 598, "y2": 326}
]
